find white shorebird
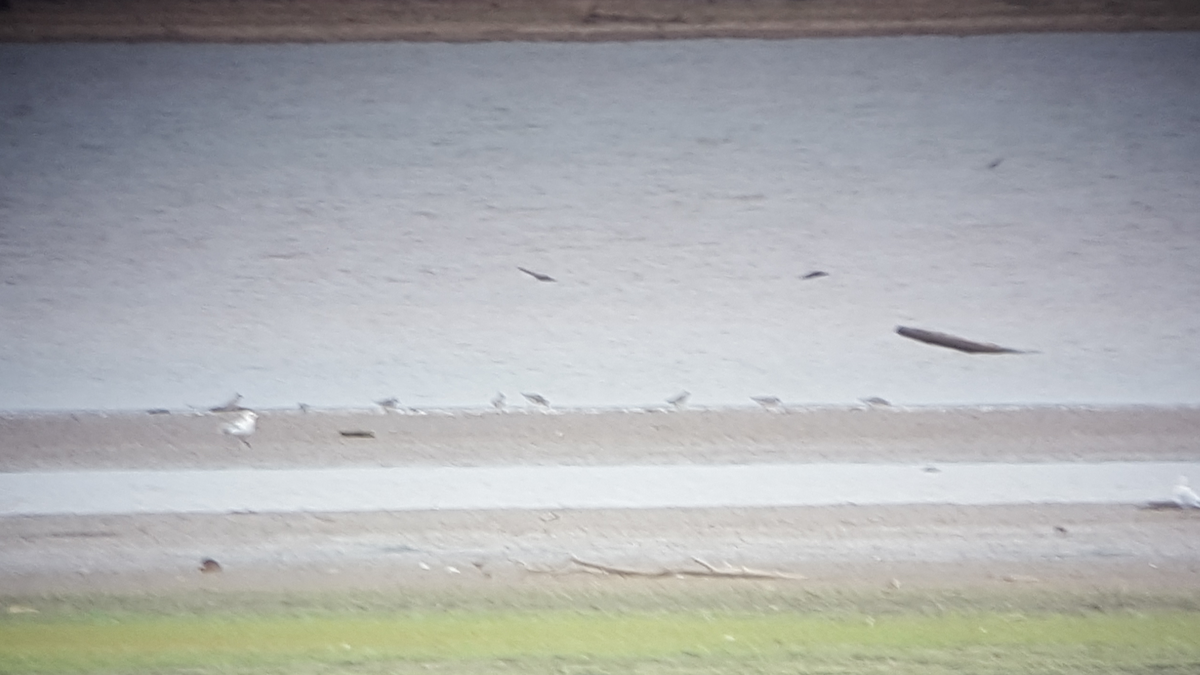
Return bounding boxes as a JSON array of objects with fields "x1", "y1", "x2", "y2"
[
  {"x1": 491, "y1": 392, "x2": 507, "y2": 411},
  {"x1": 221, "y1": 411, "x2": 257, "y2": 448},
  {"x1": 1173, "y1": 476, "x2": 1200, "y2": 509},
  {"x1": 522, "y1": 392, "x2": 550, "y2": 409},
  {"x1": 375, "y1": 398, "x2": 400, "y2": 413},
  {"x1": 751, "y1": 396, "x2": 783, "y2": 412},
  {"x1": 666, "y1": 391, "x2": 690, "y2": 410}
]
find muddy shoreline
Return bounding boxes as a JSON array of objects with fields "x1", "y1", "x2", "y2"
[
  {"x1": 2, "y1": 407, "x2": 1199, "y2": 596},
  {"x1": 4, "y1": 503, "x2": 1199, "y2": 595},
  {"x1": 3, "y1": 0, "x2": 1199, "y2": 43},
  {"x1": 4, "y1": 406, "x2": 1199, "y2": 471}
]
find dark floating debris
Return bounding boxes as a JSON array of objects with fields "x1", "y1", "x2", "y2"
[
  {"x1": 987, "y1": 158, "x2": 1004, "y2": 169},
  {"x1": 800, "y1": 271, "x2": 828, "y2": 280},
  {"x1": 339, "y1": 430, "x2": 376, "y2": 439},
  {"x1": 518, "y1": 266, "x2": 556, "y2": 282},
  {"x1": 146, "y1": 409, "x2": 171, "y2": 415},
  {"x1": 1141, "y1": 501, "x2": 1187, "y2": 511},
  {"x1": 895, "y1": 326, "x2": 1028, "y2": 354},
  {"x1": 199, "y1": 558, "x2": 222, "y2": 574}
]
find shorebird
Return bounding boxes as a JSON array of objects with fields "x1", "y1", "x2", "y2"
[
  {"x1": 221, "y1": 410, "x2": 257, "y2": 448},
  {"x1": 666, "y1": 391, "x2": 690, "y2": 410},
  {"x1": 1174, "y1": 476, "x2": 1200, "y2": 509},
  {"x1": 491, "y1": 392, "x2": 507, "y2": 411},
  {"x1": 751, "y1": 396, "x2": 783, "y2": 412},
  {"x1": 209, "y1": 393, "x2": 244, "y2": 413},
  {"x1": 375, "y1": 397, "x2": 400, "y2": 413},
  {"x1": 522, "y1": 392, "x2": 550, "y2": 409}
]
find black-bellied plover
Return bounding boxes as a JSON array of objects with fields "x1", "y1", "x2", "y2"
[
  {"x1": 522, "y1": 392, "x2": 550, "y2": 409},
  {"x1": 666, "y1": 391, "x2": 690, "y2": 410},
  {"x1": 210, "y1": 393, "x2": 244, "y2": 413},
  {"x1": 751, "y1": 396, "x2": 783, "y2": 412}
]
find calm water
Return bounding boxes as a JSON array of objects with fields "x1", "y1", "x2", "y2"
[
  {"x1": 4, "y1": 35, "x2": 1200, "y2": 411},
  {"x1": 2, "y1": 462, "x2": 1197, "y2": 515}
]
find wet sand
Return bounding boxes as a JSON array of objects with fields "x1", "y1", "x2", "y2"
[
  {"x1": 2, "y1": 407, "x2": 1199, "y2": 596},
  {"x1": 5, "y1": 406, "x2": 1200, "y2": 470},
  {"x1": 4, "y1": 503, "x2": 1198, "y2": 596}
]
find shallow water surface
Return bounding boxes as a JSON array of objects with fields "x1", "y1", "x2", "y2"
[{"x1": 1, "y1": 462, "x2": 1197, "y2": 515}]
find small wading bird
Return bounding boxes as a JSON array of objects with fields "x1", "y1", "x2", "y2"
[
  {"x1": 209, "y1": 393, "x2": 244, "y2": 413},
  {"x1": 666, "y1": 391, "x2": 690, "y2": 410},
  {"x1": 522, "y1": 392, "x2": 550, "y2": 409},
  {"x1": 375, "y1": 397, "x2": 400, "y2": 413},
  {"x1": 221, "y1": 410, "x2": 257, "y2": 448},
  {"x1": 1174, "y1": 476, "x2": 1200, "y2": 509},
  {"x1": 751, "y1": 396, "x2": 783, "y2": 412}
]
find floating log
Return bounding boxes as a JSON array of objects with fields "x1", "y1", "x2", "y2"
[
  {"x1": 517, "y1": 267, "x2": 556, "y2": 282},
  {"x1": 339, "y1": 430, "x2": 376, "y2": 439},
  {"x1": 895, "y1": 326, "x2": 1027, "y2": 354}
]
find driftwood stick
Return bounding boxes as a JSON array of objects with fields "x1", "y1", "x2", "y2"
[
  {"x1": 691, "y1": 557, "x2": 806, "y2": 580},
  {"x1": 895, "y1": 326, "x2": 1028, "y2": 354},
  {"x1": 569, "y1": 556, "x2": 805, "y2": 581},
  {"x1": 570, "y1": 556, "x2": 673, "y2": 577}
]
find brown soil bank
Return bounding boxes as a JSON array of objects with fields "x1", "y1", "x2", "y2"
[{"x1": 1, "y1": 0, "x2": 1198, "y2": 43}]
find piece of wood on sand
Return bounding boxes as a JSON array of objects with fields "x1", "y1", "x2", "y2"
[
  {"x1": 895, "y1": 326, "x2": 1029, "y2": 354},
  {"x1": 569, "y1": 556, "x2": 805, "y2": 580}
]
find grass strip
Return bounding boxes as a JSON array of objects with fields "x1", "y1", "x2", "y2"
[{"x1": 3, "y1": 609, "x2": 1200, "y2": 673}]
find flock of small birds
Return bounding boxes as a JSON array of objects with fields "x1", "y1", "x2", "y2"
[
  {"x1": 207, "y1": 389, "x2": 809, "y2": 449},
  {"x1": 201, "y1": 391, "x2": 1200, "y2": 512}
]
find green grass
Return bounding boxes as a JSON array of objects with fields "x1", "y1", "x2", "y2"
[{"x1": 3, "y1": 591, "x2": 1200, "y2": 674}]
